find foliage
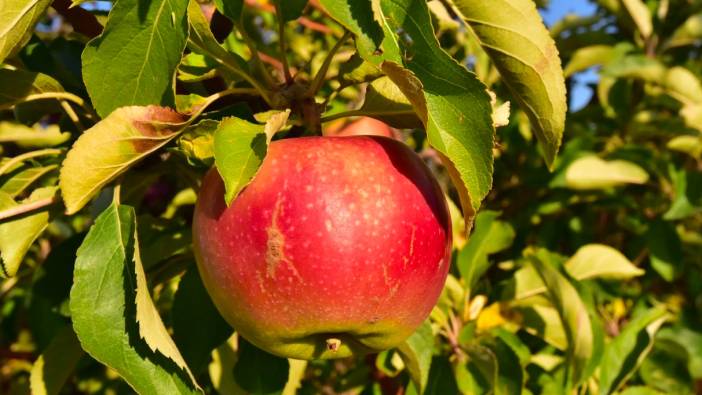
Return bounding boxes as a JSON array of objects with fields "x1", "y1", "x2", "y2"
[{"x1": 1, "y1": 0, "x2": 701, "y2": 394}]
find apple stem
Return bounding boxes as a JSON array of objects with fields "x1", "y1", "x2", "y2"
[{"x1": 325, "y1": 338, "x2": 341, "y2": 352}]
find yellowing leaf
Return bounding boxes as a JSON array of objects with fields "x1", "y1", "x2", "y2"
[
  {"x1": 0, "y1": 0, "x2": 52, "y2": 63},
  {"x1": 564, "y1": 45, "x2": 616, "y2": 77},
  {"x1": 621, "y1": 0, "x2": 653, "y2": 39},
  {"x1": 667, "y1": 135, "x2": 702, "y2": 158},
  {"x1": 133, "y1": 226, "x2": 198, "y2": 386},
  {"x1": 59, "y1": 106, "x2": 187, "y2": 214},
  {"x1": 0, "y1": 187, "x2": 54, "y2": 277},
  {"x1": 565, "y1": 244, "x2": 644, "y2": 280},
  {"x1": 0, "y1": 122, "x2": 70, "y2": 148},
  {"x1": 476, "y1": 303, "x2": 508, "y2": 331},
  {"x1": 565, "y1": 156, "x2": 649, "y2": 190},
  {"x1": 450, "y1": 0, "x2": 567, "y2": 168}
]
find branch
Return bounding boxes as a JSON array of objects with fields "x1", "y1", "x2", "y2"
[
  {"x1": 306, "y1": 31, "x2": 352, "y2": 97},
  {"x1": 274, "y1": 3, "x2": 294, "y2": 83},
  {"x1": 0, "y1": 196, "x2": 58, "y2": 222}
]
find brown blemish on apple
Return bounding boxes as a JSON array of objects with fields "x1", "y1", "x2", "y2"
[{"x1": 266, "y1": 198, "x2": 302, "y2": 281}]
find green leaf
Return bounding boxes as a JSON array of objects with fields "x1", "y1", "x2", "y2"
[
  {"x1": 70, "y1": 203, "x2": 200, "y2": 394},
  {"x1": 620, "y1": 0, "x2": 653, "y2": 39},
  {"x1": 213, "y1": 0, "x2": 243, "y2": 22},
  {"x1": 563, "y1": 45, "x2": 617, "y2": 77},
  {"x1": 29, "y1": 325, "x2": 83, "y2": 395},
  {"x1": 187, "y1": 0, "x2": 253, "y2": 87},
  {"x1": 0, "y1": 187, "x2": 53, "y2": 278},
  {"x1": 598, "y1": 306, "x2": 668, "y2": 395},
  {"x1": 0, "y1": 122, "x2": 70, "y2": 148},
  {"x1": 565, "y1": 155, "x2": 649, "y2": 190},
  {"x1": 415, "y1": 356, "x2": 459, "y2": 395},
  {"x1": 1, "y1": 165, "x2": 57, "y2": 197},
  {"x1": 646, "y1": 219, "x2": 683, "y2": 282},
  {"x1": 172, "y1": 267, "x2": 233, "y2": 375},
  {"x1": 358, "y1": 76, "x2": 421, "y2": 129},
  {"x1": 457, "y1": 210, "x2": 515, "y2": 294},
  {"x1": 133, "y1": 224, "x2": 199, "y2": 386},
  {"x1": 450, "y1": 0, "x2": 567, "y2": 168},
  {"x1": 664, "y1": 167, "x2": 702, "y2": 220},
  {"x1": 639, "y1": 339, "x2": 694, "y2": 394},
  {"x1": 214, "y1": 111, "x2": 289, "y2": 204},
  {"x1": 528, "y1": 249, "x2": 593, "y2": 387},
  {"x1": 316, "y1": 0, "x2": 384, "y2": 60},
  {"x1": 0, "y1": 68, "x2": 65, "y2": 110},
  {"x1": 511, "y1": 296, "x2": 568, "y2": 349},
  {"x1": 233, "y1": 338, "x2": 289, "y2": 395},
  {"x1": 273, "y1": 0, "x2": 307, "y2": 22},
  {"x1": 59, "y1": 106, "x2": 187, "y2": 214},
  {"x1": 81, "y1": 0, "x2": 189, "y2": 117},
  {"x1": 0, "y1": 0, "x2": 52, "y2": 63},
  {"x1": 565, "y1": 244, "x2": 644, "y2": 280},
  {"x1": 396, "y1": 320, "x2": 433, "y2": 393}
]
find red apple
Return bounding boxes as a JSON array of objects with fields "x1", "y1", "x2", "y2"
[{"x1": 193, "y1": 136, "x2": 451, "y2": 359}]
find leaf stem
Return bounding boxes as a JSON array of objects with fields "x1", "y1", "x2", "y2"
[
  {"x1": 59, "y1": 100, "x2": 85, "y2": 131},
  {"x1": 0, "y1": 196, "x2": 57, "y2": 222},
  {"x1": 0, "y1": 148, "x2": 64, "y2": 176},
  {"x1": 306, "y1": 31, "x2": 352, "y2": 97},
  {"x1": 320, "y1": 109, "x2": 415, "y2": 123},
  {"x1": 21, "y1": 92, "x2": 86, "y2": 108},
  {"x1": 274, "y1": 3, "x2": 293, "y2": 84}
]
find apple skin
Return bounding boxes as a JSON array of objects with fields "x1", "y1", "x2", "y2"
[
  {"x1": 324, "y1": 116, "x2": 395, "y2": 138},
  {"x1": 193, "y1": 136, "x2": 451, "y2": 360}
]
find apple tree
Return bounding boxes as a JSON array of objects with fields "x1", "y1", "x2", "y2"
[{"x1": 1, "y1": 0, "x2": 701, "y2": 394}]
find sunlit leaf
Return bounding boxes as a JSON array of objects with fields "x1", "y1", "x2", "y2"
[
  {"x1": 565, "y1": 155, "x2": 649, "y2": 190},
  {"x1": 565, "y1": 244, "x2": 644, "y2": 280},
  {"x1": 0, "y1": 122, "x2": 70, "y2": 148},
  {"x1": 82, "y1": 0, "x2": 189, "y2": 116},
  {"x1": 70, "y1": 203, "x2": 200, "y2": 394},
  {"x1": 0, "y1": 187, "x2": 54, "y2": 278},
  {"x1": 214, "y1": 111, "x2": 289, "y2": 204},
  {"x1": 621, "y1": 0, "x2": 653, "y2": 39},
  {"x1": 0, "y1": 0, "x2": 52, "y2": 63},
  {"x1": 59, "y1": 106, "x2": 187, "y2": 214},
  {"x1": 450, "y1": 0, "x2": 567, "y2": 168}
]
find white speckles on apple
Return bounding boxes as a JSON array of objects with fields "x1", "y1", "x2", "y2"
[
  {"x1": 325, "y1": 220, "x2": 333, "y2": 232},
  {"x1": 305, "y1": 185, "x2": 313, "y2": 192}
]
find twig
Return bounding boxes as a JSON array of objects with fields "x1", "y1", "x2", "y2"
[
  {"x1": 306, "y1": 31, "x2": 352, "y2": 97},
  {"x1": 274, "y1": 3, "x2": 294, "y2": 83},
  {"x1": 59, "y1": 100, "x2": 85, "y2": 131},
  {"x1": 0, "y1": 196, "x2": 58, "y2": 222},
  {"x1": 237, "y1": 21, "x2": 278, "y2": 88}
]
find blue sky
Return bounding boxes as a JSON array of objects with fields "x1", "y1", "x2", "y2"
[{"x1": 540, "y1": 0, "x2": 600, "y2": 111}]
